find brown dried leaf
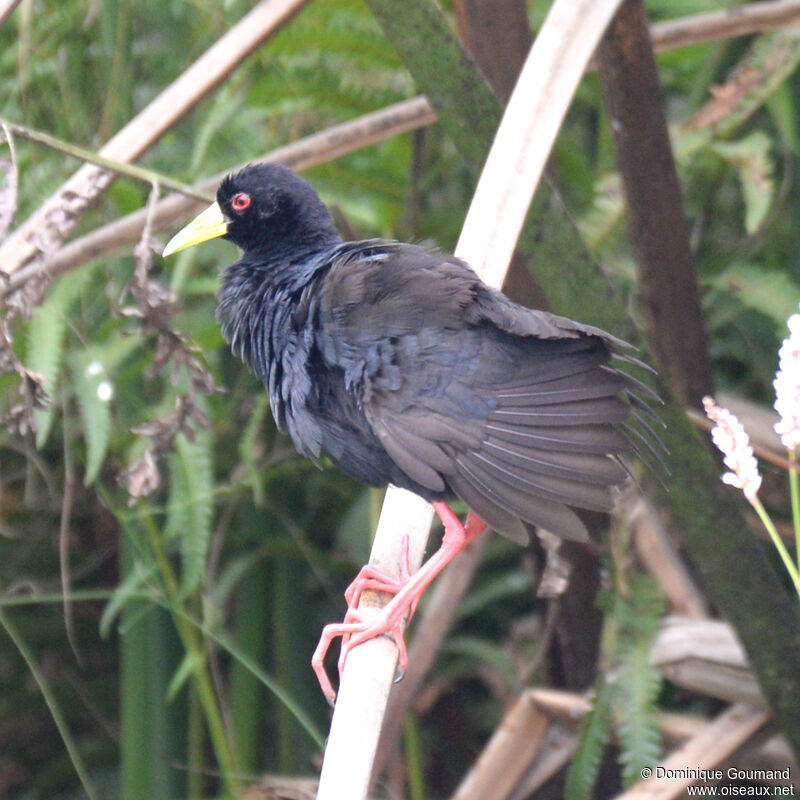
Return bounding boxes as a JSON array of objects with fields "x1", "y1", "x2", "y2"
[
  {"x1": 130, "y1": 395, "x2": 198, "y2": 450},
  {"x1": 0, "y1": 312, "x2": 49, "y2": 435},
  {"x1": 18, "y1": 365, "x2": 49, "y2": 408},
  {"x1": 121, "y1": 448, "x2": 161, "y2": 503},
  {"x1": 186, "y1": 352, "x2": 225, "y2": 397},
  {"x1": 2, "y1": 273, "x2": 49, "y2": 320},
  {"x1": 119, "y1": 183, "x2": 221, "y2": 490},
  {"x1": 3, "y1": 403, "x2": 35, "y2": 435},
  {"x1": 0, "y1": 368, "x2": 49, "y2": 435}
]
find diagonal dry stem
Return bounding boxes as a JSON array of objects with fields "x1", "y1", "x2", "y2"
[
  {"x1": 649, "y1": 0, "x2": 800, "y2": 53},
  {"x1": 0, "y1": 97, "x2": 436, "y2": 303},
  {"x1": 0, "y1": 0, "x2": 22, "y2": 28}
]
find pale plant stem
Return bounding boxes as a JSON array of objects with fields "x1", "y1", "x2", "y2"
[
  {"x1": 1, "y1": 119, "x2": 212, "y2": 201},
  {"x1": 790, "y1": 450, "x2": 800, "y2": 572},
  {"x1": 751, "y1": 495, "x2": 800, "y2": 597}
]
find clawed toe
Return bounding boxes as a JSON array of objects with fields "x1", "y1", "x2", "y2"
[
  {"x1": 312, "y1": 594, "x2": 413, "y2": 701},
  {"x1": 310, "y1": 518, "x2": 486, "y2": 701}
]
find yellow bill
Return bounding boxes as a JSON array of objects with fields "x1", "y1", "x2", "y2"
[{"x1": 162, "y1": 202, "x2": 228, "y2": 257}]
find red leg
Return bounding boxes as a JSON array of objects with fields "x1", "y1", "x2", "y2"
[{"x1": 311, "y1": 503, "x2": 487, "y2": 701}]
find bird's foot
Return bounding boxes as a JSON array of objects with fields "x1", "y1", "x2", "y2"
[
  {"x1": 312, "y1": 534, "x2": 423, "y2": 702},
  {"x1": 311, "y1": 506, "x2": 488, "y2": 702},
  {"x1": 311, "y1": 581, "x2": 413, "y2": 703},
  {"x1": 342, "y1": 534, "x2": 414, "y2": 610}
]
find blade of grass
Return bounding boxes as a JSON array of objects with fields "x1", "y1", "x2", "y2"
[
  {"x1": 228, "y1": 561, "x2": 270, "y2": 774},
  {"x1": 0, "y1": 608, "x2": 99, "y2": 800},
  {"x1": 136, "y1": 512, "x2": 242, "y2": 796},
  {"x1": 159, "y1": 598, "x2": 326, "y2": 750}
]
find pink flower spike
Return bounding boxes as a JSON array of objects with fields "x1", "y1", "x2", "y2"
[
  {"x1": 774, "y1": 309, "x2": 800, "y2": 453},
  {"x1": 703, "y1": 396, "x2": 762, "y2": 504}
]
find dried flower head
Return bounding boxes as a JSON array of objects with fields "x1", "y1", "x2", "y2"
[
  {"x1": 774, "y1": 309, "x2": 800, "y2": 452},
  {"x1": 703, "y1": 396, "x2": 762, "y2": 503}
]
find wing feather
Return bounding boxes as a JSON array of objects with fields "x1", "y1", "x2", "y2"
[
  {"x1": 454, "y1": 457, "x2": 590, "y2": 541},
  {"x1": 466, "y1": 451, "x2": 614, "y2": 512},
  {"x1": 482, "y1": 437, "x2": 628, "y2": 485},
  {"x1": 313, "y1": 241, "x2": 661, "y2": 543}
]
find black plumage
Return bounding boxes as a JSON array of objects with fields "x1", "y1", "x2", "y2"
[{"x1": 170, "y1": 163, "x2": 655, "y2": 545}]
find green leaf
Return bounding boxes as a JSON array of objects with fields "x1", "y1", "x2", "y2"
[
  {"x1": 579, "y1": 171, "x2": 626, "y2": 253},
  {"x1": 438, "y1": 634, "x2": 520, "y2": 688},
  {"x1": 238, "y1": 393, "x2": 270, "y2": 507},
  {"x1": 455, "y1": 570, "x2": 533, "y2": 620},
  {"x1": 565, "y1": 681, "x2": 614, "y2": 800},
  {"x1": 69, "y1": 352, "x2": 113, "y2": 486},
  {"x1": 707, "y1": 262, "x2": 800, "y2": 334},
  {"x1": 334, "y1": 487, "x2": 375, "y2": 564},
  {"x1": 711, "y1": 131, "x2": 775, "y2": 234},
  {"x1": 99, "y1": 564, "x2": 152, "y2": 640},
  {"x1": 165, "y1": 651, "x2": 203, "y2": 704},
  {"x1": 766, "y1": 81, "x2": 800, "y2": 156}
]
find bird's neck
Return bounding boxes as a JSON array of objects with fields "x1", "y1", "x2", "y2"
[{"x1": 215, "y1": 238, "x2": 338, "y2": 382}]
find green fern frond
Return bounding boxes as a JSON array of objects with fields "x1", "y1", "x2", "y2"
[
  {"x1": 619, "y1": 574, "x2": 665, "y2": 642},
  {"x1": 164, "y1": 441, "x2": 190, "y2": 544},
  {"x1": 437, "y1": 634, "x2": 520, "y2": 688},
  {"x1": 26, "y1": 269, "x2": 90, "y2": 447},
  {"x1": 565, "y1": 681, "x2": 615, "y2": 800},
  {"x1": 615, "y1": 639, "x2": 663, "y2": 786},
  {"x1": 613, "y1": 574, "x2": 665, "y2": 786},
  {"x1": 238, "y1": 393, "x2": 270, "y2": 507},
  {"x1": 167, "y1": 430, "x2": 214, "y2": 596}
]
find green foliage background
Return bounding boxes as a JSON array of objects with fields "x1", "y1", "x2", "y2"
[{"x1": 0, "y1": 0, "x2": 799, "y2": 798}]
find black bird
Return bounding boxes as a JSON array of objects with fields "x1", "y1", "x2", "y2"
[{"x1": 163, "y1": 162, "x2": 657, "y2": 700}]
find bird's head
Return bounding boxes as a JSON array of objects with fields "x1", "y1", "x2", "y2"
[{"x1": 163, "y1": 163, "x2": 340, "y2": 259}]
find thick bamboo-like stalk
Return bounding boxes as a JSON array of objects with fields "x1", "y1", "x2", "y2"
[
  {"x1": 315, "y1": 1, "x2": 625, "y2": 797},
  {"x1": 452, "y1": 687, "x2": 792, "y2": 799},
  {"x1": 599, "y1": 0, "x2": 713, "y2": 408},
  {"x1": 0, "y1": 0, "x2": 310, "y2": 276},
  {"x1": 371, "y1": 532, "x2": 490, "y2": 780}
]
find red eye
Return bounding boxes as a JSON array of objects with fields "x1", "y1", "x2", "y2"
[{"x1": 231, "y1": 192, "x2": 251, "y2": 212}]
